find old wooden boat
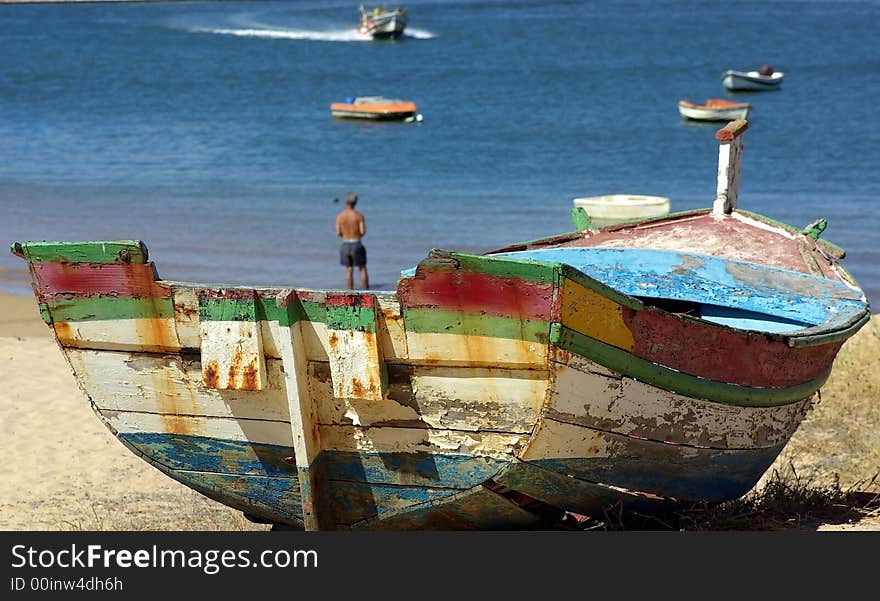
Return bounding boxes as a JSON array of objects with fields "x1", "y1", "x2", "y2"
[
  {"x1": 12, "y1": 120, "x2": 869, "y2": 530},
  {"x1": 722, "y1": 69, "x2": 784, "y2": 91},
  {"x1": 330, "y1": 96, "x2": 418, "y2": 121},
  {"x1": 357, "y1": 5, "x2": 407, "y2": 39},
  {"x1": 678, "y1": 98, "x2": 751, "y2": 121}
]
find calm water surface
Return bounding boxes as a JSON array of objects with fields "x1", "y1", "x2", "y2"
[{"x1": 1, "y1": 0, "x2": 878, "y2": 302}]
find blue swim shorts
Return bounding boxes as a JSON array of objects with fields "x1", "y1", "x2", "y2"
[{"x1": 340, "y1": 241, "x2": 367, "y2": 267}]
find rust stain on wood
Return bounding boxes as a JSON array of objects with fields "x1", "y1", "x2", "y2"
[{"x1": 203, "y1": 360, "x2": 221, "y2": 389}]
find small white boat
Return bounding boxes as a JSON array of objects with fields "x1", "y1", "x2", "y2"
[
  {"x1": 358, "y1": 5, "x2": 408, "y2": 39},
  {"x1": 722, "y1": 69, "x2": 784, "y2": 91},
  {"x1": 678, "y1": 98, "x2": 751, "y2": 122},
  {"x1": 572, "y1": 194, "x2": 670, "y2": 227}
]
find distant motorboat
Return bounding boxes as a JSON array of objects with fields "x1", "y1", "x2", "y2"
[
  {"x1": 722, "y1": 69, "x2": 784, "y2": 91},
  {"x1": 679, "y1": 98, "x2": 751, "y2": 122},
  {"x1": 358, "y1": 5, "x2": 408, "y2": 39},
  {"x1": 330, "y1": 96, "x2": 418, "y2": 120}
]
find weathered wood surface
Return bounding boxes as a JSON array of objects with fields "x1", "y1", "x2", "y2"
[
  {"x1": 548, "y1": 351, "x2": 813, "y2": 449},
  {"x1": 12, "y1": 240, "x2": 148, "y2": 264},
  {"x1": 519, "y1": 417, "x2": 782, "y2": 502},
  {"x1": 310, "y1": 362, "x2": 547, "y2": 433},
  {"x1": 713, "y1": 119, "x2": 749, "y2": 215},
  {"x1": 276, "y1": 290, "x2": 324, "y2": 530},
  {"x1": 66, "y1": 349, "x2": 291, "y2": 422},
  {"x1": 325, "y1": 293, "x2": 386, "y2": 401}
]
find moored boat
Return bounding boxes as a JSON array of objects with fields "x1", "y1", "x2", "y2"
[
  {"x1": 357, "y1": 5, "x2": 407, "y2": 39},
  {"x1": 330, "y1": 96, "x2": 418, "y2": 121},
  {"x1": 722, "y1": 69, "x2": 784, "y2": 91},
  {"x1": 678, "y1": 98, "x2": 751, "y2": 121},
  {"x1": 13, "y1": 120, "x2": 869, "y2": 530}
]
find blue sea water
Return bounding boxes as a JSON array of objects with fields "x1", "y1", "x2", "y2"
[{"x1": 1, "y1": 0, "x2": 878, "y2": 302}]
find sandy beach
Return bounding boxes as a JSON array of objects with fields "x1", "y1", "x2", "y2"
[{"x1": 1, "y1": 284, "x2": 877, "y2": 531}]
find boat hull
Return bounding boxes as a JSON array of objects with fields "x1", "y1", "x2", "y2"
[
  {"x1": 12, "y1": 215, "x2": 868, "y2": 529},
  {"x1": 359, "y1": 12, "x2": 407, "y2": 39},
  {"x1": 679, "y1": 103, "x2": 750, "y2": 121},
  {"x1": 330, "y1": 99, "x2": 417, "y2": 121},
  {"x1": 722, "y1": 70, "x2": 784, "y2": 91}
]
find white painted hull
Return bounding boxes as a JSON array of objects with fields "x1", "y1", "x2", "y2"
[
  {"x1": 678, "y1": 104, "x2": 750, "y2": 121},
  {"x1": 722, "y1": 70, "x2": 784, "y2": 91}
]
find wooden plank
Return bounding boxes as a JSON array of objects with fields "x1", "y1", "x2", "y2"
[
  {"x1": 548, "y1": 351, "x2": 812, "y2": 449},
  {"x1": 318, "y1": 424, "x2": 524, "y2": 458},
  {"x1": 520, "y1": 417, "x2": 782, "y2": 502},
  {"x1": 66, "y1": 349, "x2": 290, "y2": 422},
  {"x1": 713, "y1": 119, "x2": 748, "y2": 215},
  {"x1": 375, "y1": 294, "x2": 409, "y2": 361},
  {"x1": 199, "y1": 320, "x2": 267, "y2": 391},
  {"x1": 53, "y1": 317, "x2": 181, "y2": 353},
  {"x1": 325, "y1": 293, "x2": 386, "y2": 401},
  {"x1": 310, "y1": 362, "x2": 547, "y2": 433},
  {"x1": 12, "y1": 240, "x2": 148, "y2": 264},
  {"x1": 494, "y1": 458, "x2": 671, "y2": 517},
  {"x1": 348, "y1": 483, "x2": 543, "y2": 530},
  {"x1": 102, "y1": 410, "x2": 293, "y2": 446},
  {"x1": 198, "y1": 290, "x2": 267, "y2": 391},
  {"x1": 313, "y1": 450, "x2": 508, "y2": 488},
  {"x1": 31, "y1": 261, "x2": 168, "y2": 300},
  {"x1": 550, "y1": 323, "x2": 831, "y2": 407},
  {"x1": 404, "y1": 330, "x2": 549, "y2": 368},
  {"x1": 276, "y1": 290, "x2": 325, "y2": 530},
  {"x1": 559, "y1": 276, "x2": 635, "y2": 350},
  {"x1": 322, "y1": 481, "x2": 459, "y2": 527}
]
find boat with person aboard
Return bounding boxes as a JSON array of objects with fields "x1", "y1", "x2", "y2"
[
  {"x1": 722, "y1": 66, "x2": 784, "y2": 91},
  {"x1": 12, "y1": 119, "x2": 868, "y2": 530},
  {"x1": 357, "y1": 5, "x2": 407, "y2": 39},
  {"x1": 678, "y1": 98, "x2": 751, "y2": 121}
]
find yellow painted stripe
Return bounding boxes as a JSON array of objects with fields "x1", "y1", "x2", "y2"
[{"x1": 560, "y1": 278, "x2": 635, "y2": 351}]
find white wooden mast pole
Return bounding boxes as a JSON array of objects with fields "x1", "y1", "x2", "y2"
[{"x1": 713, "y1": 119, "x2": 749, "y2": 216}]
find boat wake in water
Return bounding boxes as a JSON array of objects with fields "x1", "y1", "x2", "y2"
[{"x1": 189, "y1": 26, "x2": 435, "y2": 41}]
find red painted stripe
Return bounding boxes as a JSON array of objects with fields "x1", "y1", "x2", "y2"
[
  {"x1": 625, "y1": 308, "x2": 841, "y2": 388},
  {"x1": 325, "y1": 293, "x2": 375, "y2": 308},
  {"x1": 32, "y1": 262, "x2": 170, "y2": 300},
  {"x1": 398, "y1": 268, "x2": 555, "y2": 321}
]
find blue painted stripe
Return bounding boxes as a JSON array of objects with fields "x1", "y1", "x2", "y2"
[
  {"x1": 498, "y1": 247, "x2": 866, "y2": 331},
  {"x1": 322, "y1": 481, "x2": 457, "y2": 526},
  {"x1": 529, "y1": 440, "x2": 783, "y2": 503},
  {"x1": 120, "y1": 433, "x2": 297, "y2": 477},
  {"x1": 314, "y1": 451, "x2": 509, "y2": 488}
]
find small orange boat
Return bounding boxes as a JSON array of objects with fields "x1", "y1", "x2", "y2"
[{"x1": 330, "y1": 96, "x2": 418, "y2": 121}]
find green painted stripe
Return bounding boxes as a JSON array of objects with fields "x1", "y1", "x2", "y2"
[
  {"x1": 196, "y1": 296, "x2": 324, "y2": 325},
  {"x1": 788, "y1": 311, "x2": 871, "y2": 348},
  {"x1": 47, "y1": 296, "x2": 173, "y2": 322},
  {"x1": 38, "y1": 303, "x2": 53, "y2": 325},
  {"x1": 198, "y1": 298, "x2": 257, "y2": 322},
  {"x1": 326, "y1": 304, "x2": 376, "y2": 333},
  {"x1": 416, "y1": 250, "x2": 561, "y2": 284},
  {"x1": 550, "y1": 323, "x2": 827, "y2": 407},
  {"x1": 404, "y1": 308, "x2": 551, "y2": 343},
  {"x1": 12, "y1": 241, "x2": 148, "y2": 264}
]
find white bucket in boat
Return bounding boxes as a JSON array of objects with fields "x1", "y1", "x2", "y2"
[{"x1": 572, "y1": 194, "x2": 671, "y2": 227}]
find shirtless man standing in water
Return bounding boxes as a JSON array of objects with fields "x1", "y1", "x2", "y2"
[{"x1": 335, "y1": 192, "x2": 370, "y2": 290}]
